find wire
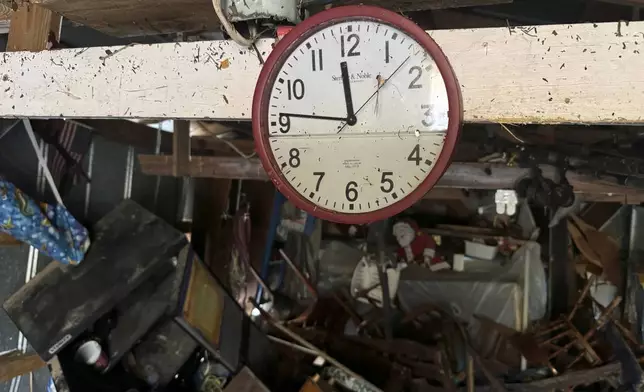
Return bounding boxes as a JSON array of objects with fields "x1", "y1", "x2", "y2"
[
  {"x1": 195, "y1": 123, "x2": 256, "y2": 160},
  {"x1": 23, "y1": 119, "x2": 64, "y2": 206},
  {"x1": 217, "y1": 134, "x2": 256, "y2": 159},
  {"x1": 211, "y1": 0, "x2": 255, "y2": 47},
  {"x1": 499, "y1": 123, "x2": 525, "y2": 144}
]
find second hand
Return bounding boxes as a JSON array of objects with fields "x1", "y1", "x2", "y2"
[{"x1": 337, "y1": 56, "x2": 411, "y2": 134}]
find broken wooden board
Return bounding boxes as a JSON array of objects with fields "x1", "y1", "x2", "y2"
[
  {"x1": 1, "y1": 21, "x2": 644, "y2": 124},
  {"x1": 0, "y1": 232, "x2": 21, "y2": 246},
  {"x1": 0, "y1": 351, "x2": 47, "y2": 383},
  {"x1": 6, "y1": 3, "x2": 61, "y2": 52}
]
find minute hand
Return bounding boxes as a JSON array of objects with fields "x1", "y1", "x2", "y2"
[
  {"x1": 337, "y1": 56, "x2": 411, "y2": 134},
  {"x1": 281, "y1": 113, "x2": 348, "y2": 121}
]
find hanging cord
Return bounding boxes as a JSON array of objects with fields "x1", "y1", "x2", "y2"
[
  {"x1": 0, "y1": 119, "x2": 20, "y2": 142},
  {"x1": 211, "y1": 0, "x2": 255, "y2": 47},
  {"x1": 23, "y1": 119, "x2": 64, "y2": 207}
]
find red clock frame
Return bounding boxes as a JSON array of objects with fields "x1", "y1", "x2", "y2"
[{"x1": 252, "y1": 5, "x2": 463, "y2": 224}]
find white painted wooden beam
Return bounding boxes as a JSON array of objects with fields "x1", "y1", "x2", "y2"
[{"x1": 0, "y1": 21, "x2": 642, "y2": 123}]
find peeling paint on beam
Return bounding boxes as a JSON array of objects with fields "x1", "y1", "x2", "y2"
[
  {"x1": 0, "y1": 39, "x2": 272, "y2": 120},
  {"x1": 1, "y1": 21, "x2": 644, "y2": 123}
]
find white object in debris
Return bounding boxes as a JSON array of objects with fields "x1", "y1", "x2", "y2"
[
  {"x1": 452, "y1": 254, "x2": 477, "y2": 271},
  {"x1": 350, "y1": 257, "x2": 400, "y2": 307},
  {"x1": 495, "y1": 189, "x2": 518, "y2": 216},
  {"x1": 465, "y1": 240, "x2": 498, "y2": 260}
]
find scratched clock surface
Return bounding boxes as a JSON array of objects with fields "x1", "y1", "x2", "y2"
[{"x1": 266, "y1": 19, "x2": 450, "y2": 214}]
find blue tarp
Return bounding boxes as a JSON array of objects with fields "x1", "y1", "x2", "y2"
[{"x1": 0, "y1": 179, "x2": 89, "y2": 265}]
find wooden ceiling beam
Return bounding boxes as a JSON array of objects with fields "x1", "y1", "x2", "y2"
[
  {"x1": 1, "y1": 21, "x2": 644, "y2": 124},
  {"x1": 136, "y1": 155, "x2": 644, "y2": 201}
]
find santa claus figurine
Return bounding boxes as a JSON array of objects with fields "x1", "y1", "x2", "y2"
[{"x1": 393, "y1": 219, "x2": 437, "y2": 266}]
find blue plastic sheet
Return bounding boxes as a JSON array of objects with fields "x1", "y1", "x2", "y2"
[{"x1": 0, "y1": 179, "x2": 89, "y2": 265}]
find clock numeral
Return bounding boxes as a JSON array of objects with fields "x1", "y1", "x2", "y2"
[
  {"x1": 278, "y1": 113, "x2": 291, "y2": 133},
  {"x1": 345, "y1": 181, "x2": 358, "y2": 202},
  {"x1": 341, "y1": 34, "x2": 360, "y2": 57},
  {"x1": 289, "y1": 148, "x2": 301, "y2": 168},
  {"x1": 407, "y1": 144, "x2": 421, "y2": 166},
  {"x1": 421, "y1": 104, "x2": 433, "y2": 127},
  {"x1": 311, "y1": 49, "x2": 323, "y2": 71},
  {"x1": 380, "y1": 171, "x2": 394, "y2": 193},
  {"x1": 287, "y1": 79, "x2": 305, "y2": 100},
  {"x1": 384, "y1": 41, "x2": 390, "y2": 63},
  {"x1": 313, "y1": 172, "x2": 325, "y2": 191},
  {"x1": 408, "y1": 66, "x2": 423, "y2": 89}
]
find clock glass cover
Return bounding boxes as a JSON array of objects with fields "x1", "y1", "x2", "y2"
[{"x1": 253, "y1": 6, "x2": 462, "y2": 224}]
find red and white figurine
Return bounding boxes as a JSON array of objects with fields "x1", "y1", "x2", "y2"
[{"x1": 393, "y1": 220, "x2": 437, "y2": 266}]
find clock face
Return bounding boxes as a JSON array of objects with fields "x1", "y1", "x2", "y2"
[{"x1": 253, "y1": 6, "x2": 462, "y2": 224}]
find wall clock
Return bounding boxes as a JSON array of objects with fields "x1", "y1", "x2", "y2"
[{"x1": 252, "y1": 5, "x2": 463, "y2": 224}]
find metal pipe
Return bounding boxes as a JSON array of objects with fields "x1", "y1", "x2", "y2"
[{"x1": 267, "y1": 335, "x2": 319, "y2": 357}]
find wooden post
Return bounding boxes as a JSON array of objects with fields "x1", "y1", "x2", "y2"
[
  {"x1": 6, "y1": 3, "x2": 61, "y2": 52},
  {"x1": 172, "y1": 120, "x2": 191, "y2": 177}
]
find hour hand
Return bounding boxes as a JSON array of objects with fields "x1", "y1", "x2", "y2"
[{"x1": 340, "y1": 61, "x2": 357, "y2": 126}]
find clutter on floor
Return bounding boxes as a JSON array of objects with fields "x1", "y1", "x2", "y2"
[{"x1": 2, "y1": 190, "x2": 644, "y2": 392}]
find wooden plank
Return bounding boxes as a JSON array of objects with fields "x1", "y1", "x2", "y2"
[
  {"x1": 1, "y1": 21, "x2": 644, "y2": 124},
  {"x1": 28, "y1": 0, "x2": 508, "y2": 37},
  {"x1": 0, "y1": 232, "x2": 21, "y2": 246},
  {"x1": 191, "y1": 178, "x2": 233, "y2": 285},
  {"x1": 0, "y1": 1, "x2": 12, "y2": 21},
  {"x1": 139, "y1": 155, "x2": 269, "y2": 180},
  {"x1": 0, "y1": 352, "x2": 47, "y2": 382},
  {"x1": 6, "y1": 3, "x2": 61, "y2": 52},
  {"x1": 137, "y1": 155, "x2": 644, "y2": 199},
  {"x1": 172, "y1": 120, "x2": 191, "y2": 176},
  {"x1": 32, "y1": 0, "x2": 219, "y2": 37}
]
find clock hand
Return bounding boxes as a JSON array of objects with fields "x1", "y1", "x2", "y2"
[
  {"x1": 340, "y1": 61, "x2": 357, "y2": 126},
  {"x1": 337, "y1": 56, "x2": 411, "y2": 134},
  {"x1": 280, "y1": 112, "x2": 348, "y2": 122}
]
